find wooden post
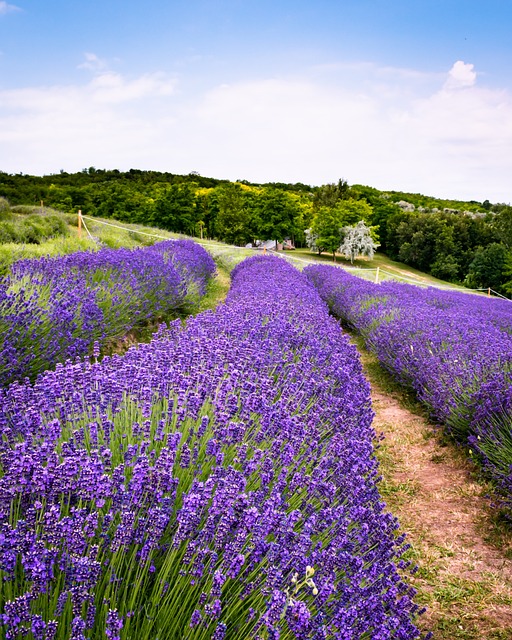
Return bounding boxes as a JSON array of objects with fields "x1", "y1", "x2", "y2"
[
  {"x1": 78, "y1": 210, "x2": 82, "y2": 239},
  {"x1": 375, "y1": 267, "x2": 380, "y2": 284},
  {"x1": 488, "y1": 287, "x2": 491, "y2": 297}
]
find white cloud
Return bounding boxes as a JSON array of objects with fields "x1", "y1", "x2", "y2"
[
  {"x1": 78, "y1": 52, "x2": 109, "y2": 72},
  {"x1": 0, "y1": 1, "x2": 21, "y2": 15},
  {"x1": 182, "y1": 63, "x2": 512, "y2": 201},
  {"x1": 444, "y1": 60, "x2": 477, "y2": 90},
  {"x1": 1, "y1": 60, "x2": 512, "y2": 203},
  {"x1": 0, "y1": 72, "x2": 176, "y2": 111},
  {"x1": 0, "y1": 71, "x2": 177, "y2": 173}
]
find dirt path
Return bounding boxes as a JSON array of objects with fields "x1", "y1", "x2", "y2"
[{"x1": 357, "y1": 347, "x2": 512, "y2": 639}]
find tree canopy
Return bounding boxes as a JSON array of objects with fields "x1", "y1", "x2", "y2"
[{"x1": 1, "y1": 168, "x2": 510, "y2": 294}]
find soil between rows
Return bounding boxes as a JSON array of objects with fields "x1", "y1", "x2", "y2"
[{"x1": 355, "y1": 344, "x2": 512, "y2": 639}]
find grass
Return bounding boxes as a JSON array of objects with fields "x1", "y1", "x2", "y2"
[
  {"x1": 0, "y1": 208, "x2": 183, "y2": 274},
  {"x1": 290, "y1": 246, "x2": 479, "y2": 291},
  {"x1": 197, "y1": 261, "x2": 231, "y2": 312}
]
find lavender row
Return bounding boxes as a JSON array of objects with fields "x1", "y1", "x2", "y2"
[
  {"x1": 304, "y1": 264, "x2": 512, "y2": 512},
  {"x1": 0, "y1": 255, "x2": 424, "y2": 639},
  {"x1": 0, "y1": 239, "x2": 216, "y2": 386}
]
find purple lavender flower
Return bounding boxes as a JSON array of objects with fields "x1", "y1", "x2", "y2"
[
  {"x1": 0, "y1": 254, "x2": 426, "y2": 639},
  {"x1": 105, "y1": 608, "x2": 123, "y2": 640}
]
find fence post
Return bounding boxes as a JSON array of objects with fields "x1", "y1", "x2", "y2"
[
  {"x1": 488, "y1": 287, "x2": 491, "y2": 297},
  {"x1": 78, "y1": 210, "x2": 82, "y2": 239},
  {"x1": 375, "y1": 266, "x2": 380, "y2": 284}
]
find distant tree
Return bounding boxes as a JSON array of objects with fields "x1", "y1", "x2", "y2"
[
  {"x1": 255, "y1": 188, "x2": 300, "y2": 249},
  {"x1": 494, "y1": 205, "x2": 512, "y2": 249},
  {"x1": 309, "y1": 206, "x2": 345, "y2": 259},
  {"x1": 465, "y1": 243, "x2": 509, "y2": 293},
  {"x1": 430, "y1": 255, "x2": 461, "y2": 282},
  {"x1": 313, "y1": 179, "x2": 350, "y2": 209},
  {"x1": 335, "y1": 198, "x2": 373, "y2": 227},
  {"x1": 339, "y1": 221, "x2": 380, "y2": 264},
  {"x1": 365, "y1": 199, "x2": 401, "y2": 252},
  {"x1": 195, "y1": 188, "x2": 218, "y2": 239},
  {"x1": 215, "y1": 183, "x2": 251, "y2": 245},
  {"x1": 153, "y1": 183, "x2": 197, "y2": 233},
  {"x1": 393, "y1": 214, "x2": 444, "y2": 272}
]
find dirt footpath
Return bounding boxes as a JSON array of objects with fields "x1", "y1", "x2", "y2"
[{"x1": 360, "y1": 351, "x2": 512, "y2": 639}]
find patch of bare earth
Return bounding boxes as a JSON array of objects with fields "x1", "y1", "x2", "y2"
[{"x1": 357, "y1": 348, "x2": 512, "y2": 639}]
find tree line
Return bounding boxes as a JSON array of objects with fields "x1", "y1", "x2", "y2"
[{"x1": 0, "y1": 168, "x2": 511, "y2": 295}]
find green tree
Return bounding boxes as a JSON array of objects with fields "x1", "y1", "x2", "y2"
[
  {"x1": 494, "y1": 205, "x2": 512, "y2": 249},
  {"x1": 335, "y1": 198, "x2": 373, "y2": 227},
  {"x1": 215, "y1": 183, "x2": 252, "y2": 245},
  {"x1": 465, "y1": 243, "x2": 510, "y2": 293},
  {"x1": 255, "y1": 188, "x2": 299, "y2": 250},
  {"x1": 309, "y1": 206, "x2": 345, "y2": 259},
  {"x1": 153, "y1": 183, "x2": 197, "y2": 234},
  {"x1": 313, "y1": 179, "x2": 350, "y2": 209},
  {"x1": 430, "y1": 255, "x2": 461, "y2": 281},
  {"x1": 366, "y1": 199, "x2": 401, "y2": 252}
]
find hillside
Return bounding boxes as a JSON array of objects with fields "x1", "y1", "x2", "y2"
[{"x1": 0, "y1": 171, "x2": 510, "y2": 297}]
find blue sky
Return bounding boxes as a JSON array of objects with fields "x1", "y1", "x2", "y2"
[{"x1": 1, "y1": 1, "x2": 512, "y2": 202}]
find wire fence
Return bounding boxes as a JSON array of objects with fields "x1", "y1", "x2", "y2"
[{"x1": 76, "y1": 212, "x2": 511, "y2": 301}]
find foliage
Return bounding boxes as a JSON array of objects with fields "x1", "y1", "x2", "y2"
[
  {"x1": 254, "y1": 188, "x2": 301, "y2": 248},
  {"x1": 0, "y1": 197, "x2": 10, "y2": 219},
  {"x1": 493, "y1": 205, "x2": 512, "y2": 249},
  {"x1": 308, "y1": 206, "x2": 343, "y2": 258},
  {"x1": 465, "y1": 243, "x2": 511, "y2": 294},
  {"x1": 386, "y1": 210, "x2": 498, "y2": 284},
  {"x1": 308, "y1": 199, "x2": 374, "y2": 260},
  {"x1": 0, "y1": 213, "x2": 69, "y2": 245},
  {"x1": 152, "y1": 183, "x2": 197, "y2": 234},
  {"x1": 214, "y1": 183, "x2": 254, "y2": 245},
  {"x1": 0, "y1": 168, "x2": 509, "y2": 292},
  {"x1": 312, "y1": 178, "x2": 350, "y2": 208},
  {"x1": 335, "y1": 197, "x2": 373, "y2": 227}
]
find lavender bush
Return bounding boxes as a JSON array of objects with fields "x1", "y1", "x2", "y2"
[
  {"x1": 0, "y1": 255, "x2": 425, "y2": 639},
  {"x1": 305, "y1": 264, "x2": 512, "y2": 512},
  {"x1": 0, "y1": 239, "x2": 216, "y2": 386}
]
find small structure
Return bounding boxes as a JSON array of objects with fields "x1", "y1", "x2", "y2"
[{"x1": 251, "y1": 239, "x2": 295, "y2": 251}]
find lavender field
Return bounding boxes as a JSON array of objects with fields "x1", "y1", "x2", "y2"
[
  {"x1": 0, "y1": 239, "x2": 216, "y2": 387},
  {"x1": 0, "y1": 255, "x2": 425, "y2": 639},
  {"x1": 304, "y1": 264, "x2": 512, "y2": 514}
]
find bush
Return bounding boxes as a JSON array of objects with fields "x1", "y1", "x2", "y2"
[
  {"x1": 0, "y1": 214, "x2": 69, "y2": 245},
  {"x1": 0, "y1": 198, "x2": 12, "y2": 221},
  {"x1": 9, "y1": 204, "x2": 35, "y2": 215},
  {"x1": 0, "y1": 221, "x2": 19, "y2": 243}
]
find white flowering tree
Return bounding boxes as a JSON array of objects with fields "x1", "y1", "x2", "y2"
[
  {"x1": 339, "y1": 221, "x2": 380, "y2": 264},
  {"x1": 305, "y1": 227, "x2": 321, "y2": 254}
]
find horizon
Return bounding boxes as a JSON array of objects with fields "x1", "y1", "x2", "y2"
[
  {"x1": 0, "y1": 166, "x2": 492, "y2": 207},
  {"x1": 1, "y1": 1, "x2": 512, "y2": 203}
]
